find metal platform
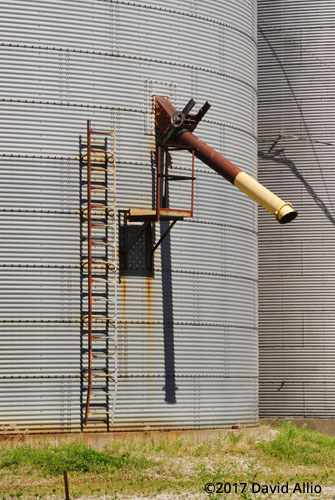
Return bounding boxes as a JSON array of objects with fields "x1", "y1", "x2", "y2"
[{"x1": 127, "y1": 208, "x2": 192, "y2": 222}]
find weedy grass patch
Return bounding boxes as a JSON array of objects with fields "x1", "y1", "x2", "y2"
[
  {"x1": 1, "y1": 423, "x2": 335, "y2": 499},
  {"x1": 258, "y1": 421, "x2": 335, "y2": 467},
  {"x1": 0, "y1": 440, "x2": 148, "y2": 475}
]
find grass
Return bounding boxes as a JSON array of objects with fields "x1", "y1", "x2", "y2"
[
  {"x1": 1, "y1": 423, "x2": 335, "y2": 499},
  {"x1": 0, "y1": 440, "x2": 141, "y2": 475},
  {"x1": 258, "y1": 420, "x2": 335, "y2": 467}
]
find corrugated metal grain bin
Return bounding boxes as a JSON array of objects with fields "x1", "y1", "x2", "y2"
[
  {"x1": 0, "y1": 0, "x2": 258, "y2": 432},
  {"x1": 258, "y1": 0, "x2": 335, "y2": 418}
]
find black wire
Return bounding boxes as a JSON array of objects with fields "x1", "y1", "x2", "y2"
[
  {"x1": 258, "y1": 24, "x2": 335, "y2": 215},
  {"x1": 259, "y1": 150, "x2": 335, "y2": 227}
]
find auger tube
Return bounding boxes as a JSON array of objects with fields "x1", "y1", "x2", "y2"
[{"x1": 155, "y1": 96, "x2": 298, "y2": 224}]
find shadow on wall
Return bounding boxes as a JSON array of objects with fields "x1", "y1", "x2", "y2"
[
  {"x1": 156, "y1": 142, "x2": 178, "y2": 404},
  {"x1": 160, "y1": 220, "x2": 177, "y2": 404},
  {"x1": 117, "y1": 143, "x2": 178, "y2": 403}
]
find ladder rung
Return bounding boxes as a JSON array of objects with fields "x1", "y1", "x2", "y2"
[
  {"x1": 91, "y1": 223, "x2": 113, "y2": 227},
  {"x1": 90, "y1": 130, "x2": 115, "y2": 136},
  {"x1": 91, "y1": 298, "x2": 116, "y2": 304},
  {"x1": 81, "y1": 336, "x2": 105, "y2": 341},
  {"x1": 95, "y1": 261, "x2": 115, "y2": 267},
  {"x1": 92, "y1": 281, "x2": 115, "y2": 286},
  {"x1": 82, "y1": 336, "x2": 116, "y2": 342},
  {"x1": 81, "y1": 180, "x2": 105, "y2": 186},
  {"x1": 91, "y1": 279, "x2": 115, "y2": 283},
  {"x1": 83, "y1": 403, "x2": 108, "y2": 409},
  {"x1": 87, "y1": 366, "x2": 115, "y2": 371},
  {"x1": 82, "y1": 317, "x2": 115, "y2": 323},
  {"x1": 158, "y1": 174, "x2": 196, "y2": 181},
  {"x1": 93, "y1": 262, "x2": 114, "y2": 269},
  {"x1": 81, "y1": 234, "x2": 114, "y2": 245},
  {"x1": 91, "y1": 206, "x2": 115, "y2": 212},
  {"x1": 86, "y1": 162, "x2": 108, "y2": 167},
  {"x1": 82, "y1": 273, "x2": 108, "y2": 278},
  {"x1": 82, "y1": 310, "x2": 109, "y2": 316},
  {"x1": 81, "y1": 260, "x2": 116, "y2": 268},
  {"x1": 81, "y1": 199, "x2": 114, "y2": 204},
  {"x1": 85, "y1": 418, "x2": 108, "y2": 423},
  {"x1": 89, "y1": 145, "x2": 112, "y2": 151},
  {"x1": 81, "y1": 330, "x2": 108, "y2": 335},
  {"x1": 80, "y1": 145, "x2": 111, "y2": 151},
  {"x1": 82, "y1": 292, "x2": 107, "y2": 298},
  {"x1": 82, "y1": 236, "x2": 107, "y2": 242},
  {"x1": 81, "y1": 348, "x2": 107, "y2": 354},
  {"x1": 91, "y1": 367, "x2": 110, "y2": 373},
  {"x1": 83, "y1": 217, "x2": 108, "y2": 222},
  {"x1": 92, "y1": 391, "x2": 113, "y2": 396},
  {"x1": 86, "y1": 181, "x2": 108, "y2": 187},
  {"x1": 81, "y1": 264, "x2": 115, "y2": 270},
  {"x1": 92, "y1": 242, "x2": 113, "y2": 246},
  {"x1": 82, "y1": 386, "x2": 107, "y2": 392},
  {"x1": 87, "y1": 413, "x2": 109, "y2": 418},
  {"x1": 81, "y1": 276, "x2": 114, "y2": 282},
  {"x1": 83, "y1": 354, "x2": 114, "y2": 360},
  {"x1": 82, "y1": 255, "x2": 108, "y2": 261}
]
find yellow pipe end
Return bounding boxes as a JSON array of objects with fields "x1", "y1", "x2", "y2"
[
  {"x1": 276, "y1": 202, "x2": 298, "y2": 224},
  {"x1": 234, "y1": 171, "x2": 298, "y2": 224}
]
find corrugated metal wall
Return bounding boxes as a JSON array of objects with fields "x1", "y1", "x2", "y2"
[
  {"x1": 258, "y1": 1, "x2": 335, "y2": 417},
  {"x1": 0, "y1": 0, "x2": 258, "y2": 432}
]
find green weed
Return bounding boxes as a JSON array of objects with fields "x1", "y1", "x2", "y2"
[
  {"x1": 228, "y1": 431, "x2": 243, "y2": 446},
  {"x1": 258, "y1": 421, "x2": 335, "y2": 466},
  {"x1": 2, "y1": 424, "x2": 335, "y2": 499},
  {"x1": 0, "y1": 440, "x2": 149, "y2": 475}
]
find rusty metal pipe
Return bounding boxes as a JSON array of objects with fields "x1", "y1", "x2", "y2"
[
  {"x1": 155, "y1": 96, "x2": 298, "y2": 224},
  {"x1": 177, "y1": 130, "x2": 297, "y2": 224},
  {"x1": 176, "y1": 130, "x2": 242, "y2": 184},
  {"x1": 63, "y1": 470, "x2": 70, "y2": 500}
]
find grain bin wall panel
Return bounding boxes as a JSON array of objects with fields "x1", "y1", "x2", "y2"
[
  {"x1": 0, "y1": 269, "x2": 79, "y2": 321},
  {"x1": 258, "y1": 0, "x2": 335, "y2": 418},
  {"x1": 117, "y1": 324, "x2": 257, "y2": 377},
  {"x1": 0, "y1": 324, "x2": 79, "y2": 377},
  {"x1": 0, "y1": 378, "x2": 80, "y2": 433},
  {"x1": 114, "y1": 378, "x2": 258, "y2": 429},
  {"x1": 0, "y1": 0, "x2": 257, "y2": 432},
  {"x1": 0, "y1": 214, "x2": 79, "y2": 265},
  {"x1": 119, "y1": 273, "x2": 256, "y2": 326}
]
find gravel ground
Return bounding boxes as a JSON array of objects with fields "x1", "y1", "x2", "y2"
[
  {"x1": 75, "y1": 496, "x2": 206, "y2": 500},
  {"x1": 70, "y1": 490, "x2": 335, "y2": 500},
  {"x1": 73, "y1": 487, "x2": 335, "y2": 500}
]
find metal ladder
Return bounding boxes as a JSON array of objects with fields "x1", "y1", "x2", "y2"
[{"x1": 79, "y1": 121, "x2": 117, "y2": 430}]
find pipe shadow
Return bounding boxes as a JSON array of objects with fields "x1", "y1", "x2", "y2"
[
  {"x1": 160, "y1": 221, "x2": 177, "y2": 403},
  {"x1": 153, "y1": 139, "x2": 177, "y2": 403}
]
